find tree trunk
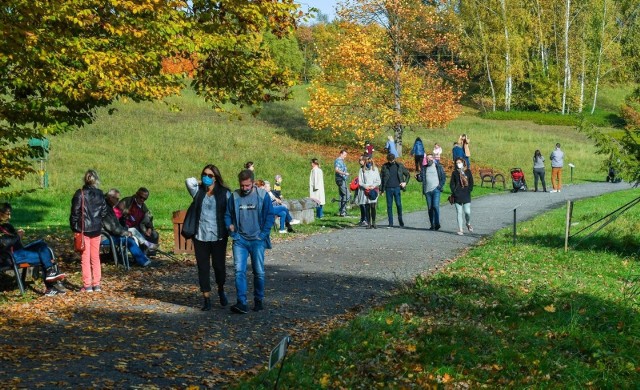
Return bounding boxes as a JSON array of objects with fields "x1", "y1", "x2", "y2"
[
  {"x1": 477, "y1": 15, "x2": 496, "y2": 111},
  {"x1": 499, "y1": 0, "x2": 512, "y2": 112},
  {"x1": 591, "y1": 0, "x2": 607, "y2": 115},
  {"x1": 562, "y1": 0, "x2": 571, "y2": 115}
]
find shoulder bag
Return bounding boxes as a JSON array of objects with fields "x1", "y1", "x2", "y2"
[{"x1": 74, "y1": 190, "x2": 85, "y2": 252}]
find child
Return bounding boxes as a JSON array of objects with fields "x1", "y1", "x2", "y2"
[
  {"x1": 272, "y1": 174, "x2": 283, "y2": 199},
  {"x1": 433, "y1": 143, "x2": 442, "y2": 162},
  {"x1": 364, "y1": 141, "x2": 374, "y2": 158}
]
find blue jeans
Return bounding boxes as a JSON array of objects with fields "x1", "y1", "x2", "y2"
[
  {"x1": 12, "y1": 240, "x2": 54, "y2": 269},
  {"x1": 316, "y1": 205, "x2": 324, "y2": 218},
  {"x1": 336, "y1": 178, "x2": 349, "y2": 215},
  {"x1": 385, "y1": 187, "x2": 403, "y2": 225},
  {"x1": 101, "y1": 236, "x2": 149, "y2": 266},
  {"x1": 232, "y1": 236, "x2": 265, "y2": 305},
  {"x1": 425, "y1": 189, "x2": 442, "y2": 227},
  {"x1": 273, "y1": 205, "x2": 292, "y2": 230}
]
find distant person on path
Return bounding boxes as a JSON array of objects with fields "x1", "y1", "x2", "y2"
[
  {"x1": 364, "y1": 141, "x2": 374, "y2": 158},
  {"x1": 225, "y1": 170, "x2": 275, "y2": 314},
  {"x1": 119, "y1": 187, "x2": 159, "y2": 255},
  {"x1": 102, "y1": 188, "x2": 153, "y2": 268},
  {"x1": 433, "y1": 143, "x2": 443, "y2": 162},
  {"x1": 358, "y1": 156, "x2": 381, "y2": 229},
  {"x1": 459, "y1": 134, "x2": 471, "y2": 167},
  {"x1": 185, "y1": 165, "x2": 231, "y2": 311},
  {"x1": 550, "y1": 143, "x2": 564, "y2": 192},
  {"x1": 385, "y1": 135, "x2": 399, "y2": 158},
  {"x1": 355, "y1": 155, "x2": 368, "y2": 226},
  {"x1": 410, "y1": 137, "x2": 425, "y2": 172},
  {"x1": 70, "y1": 169, "x2": 109, "y2": 292},
  {"x1": 1, "y1": 203, "x2": 66, "y2": 296},
  {"x1": 450, "y1": 158, "x2": 474, "y2": 236},
  {"x1": 532, "y1": 150, "x2": 547, "y2": 192},
  {"x1": 421, "y1": 153, "x2": 446, "y2": 230},
  {"x1": 452, "y1": 141, "x2": 465, "y2": 163},
  {"x1": 309, "y1": 158, "x2": 325, "y2": 219},
  {"x1": 334, "y1": 149, "x2": 350, "y2": 217},
  {"x1": 380, "y1": 153, "x2": 410, "y2": 228}
]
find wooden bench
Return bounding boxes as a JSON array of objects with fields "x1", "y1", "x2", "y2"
[
  {"x1": 172, "y1": 210, "x2": 195, "y2": 254},
  {"x1": 479, "y1": 169, "x2": 506, "y2": 189}
]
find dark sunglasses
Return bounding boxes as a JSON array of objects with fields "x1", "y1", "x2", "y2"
[{"x1": 203, "y1": 173, "x2": 215, "y2": 178}]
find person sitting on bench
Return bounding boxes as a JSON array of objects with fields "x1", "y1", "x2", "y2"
[
  {"x1": 0, "y1": 203, "x2": 66, "y2": 293},
  {"x1": 118, "y1": 187, "x2": 159, "y2": 255}
]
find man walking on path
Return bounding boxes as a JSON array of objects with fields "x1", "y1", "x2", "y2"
[
  {"x1": 550, "y1": 143, "x2": 564, "y2": 192},
  {"x1": 334, "y1": 149, "x2": 350, "y2": 217},
  {"x1": 421, "y1": 153, "x2": 446, "y2": 230},
  {"x1": 225, "y1": 170, "x2": 275, "y2": 314},
  {"x1": 380, "y1": 153, "x2": 410, "y2": 227}
]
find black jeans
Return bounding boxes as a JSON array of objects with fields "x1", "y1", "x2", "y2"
[
  {"x1": 533, "y1": 168, "x2": 546, "y2": 191},
  {"x1": 193, "y1": 238, "x2": 228, "y2": 293}
]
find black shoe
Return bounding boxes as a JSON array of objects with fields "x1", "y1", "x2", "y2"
[
  {"x1": 45, "y1": 267, "x2": 66, "y2": 282},
  {"x1": 201, "y1": 297, "x2": 212, "y2": 311},
  {"x1": 218, "y1": 291, "x2": 228, "y2": 307},
  {"x1": 399, "y1": 219, "x2": 404, "y2": 227},
  {"x1": 372, "y1": 223, "x2": 377, "y2": 229},
  {"x1": 253, "y1": 300, "x2": 264, "y2": 312},
  {"x1": 287, "y1": 226, "x2": 295, "y2": 233},
  {"x1": 435, "y1": 224, "x2": 441, "y2": 231},
  {"x1": 231, "y1": 303, "x2": 248, "y2": 314},
  {"x1": 429, "y1": 226, "x2": 435, "y2": 230}
]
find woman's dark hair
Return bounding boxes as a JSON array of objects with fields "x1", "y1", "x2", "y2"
[
  {"x1": 201, "y1": 164, "x2": 229, "y2": 190},
  {"x1": 244, "y1": 161, "x2": 254, "y2": 169},
  {"x1": 415, "y1": 137, "x2": 422, "y2": 143},
  {"x1": 311, "y1": 158, "x2": 319, "y2": 166},
  {"x1": 534, "y1": 150, "x2": 542, "y2": 159},
  {"x1": 0, "y1": 202, "x2": 11, "y2": 214}
]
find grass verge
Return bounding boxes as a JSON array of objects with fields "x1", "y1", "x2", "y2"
[{"x1": 236, "y1": 188, "x2": 640, "y2": 388}]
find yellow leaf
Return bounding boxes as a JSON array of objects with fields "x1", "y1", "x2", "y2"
[
  {"x1": 319, "y1": 373, "x2": 330, "y2": 388},
  {"x1": 544, "y1": 304, "x2": 556, "y2": 313},
  {"x1": 386, "y1": 317, "x2": 394, "y2": 325}
]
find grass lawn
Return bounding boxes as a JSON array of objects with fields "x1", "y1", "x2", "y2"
[
  {"x1": 5, "y1": 84, "x2": 621, "y2": 243},
  {"x1": 237, "y1": 188, "x2": 640, "y2": 389}
]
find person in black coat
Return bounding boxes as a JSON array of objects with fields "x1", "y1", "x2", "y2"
[
  {"x1": 70, "y1": 169, "x2": 109, "y2": 292},
  {"x1": 450, "y1": 157, "x2": 474, "y2": 235}
]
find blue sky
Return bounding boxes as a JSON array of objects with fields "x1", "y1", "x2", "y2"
[{"x1": 297, "y1": 0, "x2": 338, "y2": 21}]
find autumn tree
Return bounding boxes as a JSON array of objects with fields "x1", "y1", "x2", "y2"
[
  {"x1": 580, "y1": 87, "x2": 640, "y2": 186},
  {"x1": 304, "y1": 0, "x2": 465, "y2": 154},
  {"x1": 0, "y1": 0, "x2": 189, "y2": 193},
  {"x1": 188, "y1": 0, "x2": 300, "y2": 109}
]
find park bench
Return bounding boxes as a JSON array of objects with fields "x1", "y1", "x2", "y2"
[
  {"x1": 0, "y1": 251, "x2": 40, "y2": 295},
  {"x1": 479, "y1": 168, "x2": 506, "y2": 189}
]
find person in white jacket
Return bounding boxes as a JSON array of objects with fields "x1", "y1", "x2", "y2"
[{"x1": 309, "y1": 158, "x2": 325, "y2": 218}]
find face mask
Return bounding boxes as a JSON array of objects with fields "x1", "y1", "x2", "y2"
[
  {"x1": 427, "y1": 160, "x2": 433, "y2": 166},
  {"x1": 202, "y1": 175, "x2": 214, "y2": 187},
  {"x1": 456, "y1": 162, "x2": 464, "y2": 169},
  {"x1": 366, "y1": 163, "x2": 372, "y2": 169}
]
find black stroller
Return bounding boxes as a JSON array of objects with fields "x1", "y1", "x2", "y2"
[{"x1": 510, "y1": 168, "x2": 527, "y2": 193}]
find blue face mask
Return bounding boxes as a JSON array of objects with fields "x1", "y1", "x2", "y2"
[
  {"x1": 202, "y1": 175, "x2": 214, "y2": 187},
  {"x1": 366, "y1": 163, "x2": 372, "y2": 169}
]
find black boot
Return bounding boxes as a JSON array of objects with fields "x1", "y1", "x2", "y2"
[
  {"x1": 398, "y1": 215, "x2": 404, "y2": 227},
  {"x1": 201, "y1": 297, "x2": 212, "y2": 311},
  {"x1": 218, "y1": 290, "x2": 228, "y2": 307}
]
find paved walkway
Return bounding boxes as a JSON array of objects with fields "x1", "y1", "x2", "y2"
[{"x1": 0, "y1": 182, "x2": 633, "y2": 388}]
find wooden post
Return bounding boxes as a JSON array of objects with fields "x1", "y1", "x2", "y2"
[
  {"x1": 513, "y1": 208, "x2": 517, "y2": 245},
  {"x1": 564, "y1": 200, "x2": 573, "y2": 252}
]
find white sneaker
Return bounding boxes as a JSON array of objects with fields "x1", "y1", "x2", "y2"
[
  {"x1": 290, "y1": 219, "x2": 301, "y2": 225},
  {"x1": 550, "y1": 189, "x2": 558, "y2": 193},
  {"x1": 278, "y1": 229, "x2": 287, "y2": 234},
  {"x1": 146, "y1": 242, "x2": 159, "y2": 250}
]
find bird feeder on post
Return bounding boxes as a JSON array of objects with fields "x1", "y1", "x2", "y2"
[{"x1": 28, "y1": 137, "x2": 50, "y2": 188}]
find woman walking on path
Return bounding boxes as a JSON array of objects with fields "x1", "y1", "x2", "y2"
[
  {"x1": 309, "y1": 158, "x2": 325, "y2": 219},
  {"x1": 450, "y1": 158, "x2": 474, "y2": 235},
  {"x1": 410, "y1": 137, "x2": 425, "y2": 172},
  {"x1": 186, "y1": 164, "x2": 232, "y2": 311},
  {"x1": 533, "y1": 150, "x2": 547, "y2": 192},
  {"x1": 70, "y1": 170, "x2": 109, "y2": 292},
  {"x1": 358, "y1": 156, "x2": 381, "y2": 229}
]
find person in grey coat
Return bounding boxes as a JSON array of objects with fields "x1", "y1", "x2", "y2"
[{"x1": 550, "y1": 143, "x2": 564, "y2": 192}]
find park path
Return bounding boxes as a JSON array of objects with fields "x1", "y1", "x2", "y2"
[{"x1": 0, "y1": 182, "x2": 633, "y2": 388}]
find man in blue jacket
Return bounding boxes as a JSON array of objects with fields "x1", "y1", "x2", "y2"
[
  {"x1": 225, "y1": 170, "x2": 275, "y2": 314},
  {"x1": 421, "y1": 153, "x2": 447, "y2": 230}
]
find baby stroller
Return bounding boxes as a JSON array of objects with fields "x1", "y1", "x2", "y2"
[{"x1": 510, "y1": 168, "x2": 527, "y2": 193}]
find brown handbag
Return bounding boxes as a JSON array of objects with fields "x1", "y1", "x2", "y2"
[
  {"x1": 74, "y1": 189, "x2": 85, "y2": 253},
  {"x1": 448, "y1": 194, "x2": 455, "y2": 205}
]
